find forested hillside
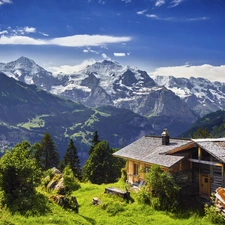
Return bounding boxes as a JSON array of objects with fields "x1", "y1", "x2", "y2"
[
  {"x1": 0, "y1": 72, "x2": 154, "y2": 164},
  {"x1": 182, "y1": 110, "x2": 225, "y2": 138}
]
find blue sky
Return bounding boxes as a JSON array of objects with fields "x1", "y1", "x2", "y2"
[{"x1": 0, "y1": 0, "x2": 225, "y2": 82}]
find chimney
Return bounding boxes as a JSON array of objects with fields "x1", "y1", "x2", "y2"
[{"x1": 162, "y1": 128, "x2": 170, "y2": 145}]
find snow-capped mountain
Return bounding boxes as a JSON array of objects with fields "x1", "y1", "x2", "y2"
[
  {"x1": 48, "y1": 59, "x2": 197, "y2": 134},
  {"x1": 152, "y1": 75, "x2": 225, "y2": 117},
  {"x1": 0, "y1": 56, "x2": 58, "y2": 90},
  {"x1": 51, "y1": 60, "x2": 156, "y2": 105},
  {"x1": 3, "y1": 56, "x2": 225, "y2": 136}
]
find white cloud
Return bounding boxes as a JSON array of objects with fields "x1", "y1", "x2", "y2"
[
  {"x1": 102, "y1": 53, "x2": 111, "y2": 60},
  {"x1": 146, "y1": 14, "x2": 207, "y2": 22},
  {"x1": 146, "y1": 14, "x2": 158, "y2": 19},
  {"x1": 0, "y1": 0, "x2": 12, "y2": 6},
  {"x1": 100, "y1": 45, "x2": 108, "y2": 49},
  {"x1": 39, "y1": 32, "x2": 49, "y2": 36},
  {"x1": 146, "y1": 14, "x2": 172, "y2": 21},
  {"x1": 24, "y1": 26, "x2": 36, "y2": 33},
  {"x1": 169, "y1": 0, "x2": 185, "y2": 8},
  {"x1": 0, "y1": 30, "x2": 8, "y2": 35},
  {"x1": 49, "y1": 59, "x2": 96, "y2": 75},
  {"x1": 0, "y1": 34, "x2": 132, "y2": 46},
  {"x1": 155, "y1": 0, "x2": 165, "y2": 7},
  {"x1": 0, "y1": 35, "x2": 46, "y2": 45},
  {"x1": 83, "y1": 47, "x2": 99, "y2": 54},
  {"x1": 0, "y1": 26, "x2": 49, "y2": 37},
  {"x1": 114, "y1": 52, "x2": 126, "y2": 57},
  {"x1": 11, "y1": 26, "x2": 36, "y2": 35},
  {"x1": 137, "y1": 9, "x2": 147, "y2": 15},
  {"x1": 150, "y1": 64, "x2": 225, "y2": 83},
  {"x1": 186, "y1": 17, "x2": 209, "y2": 21}
]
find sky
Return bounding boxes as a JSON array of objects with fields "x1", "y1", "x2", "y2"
[{"x1": 0, "y1": 0, "x2": 225, "y2": 82}]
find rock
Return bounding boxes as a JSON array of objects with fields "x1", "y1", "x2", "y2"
[
  {"x1": 54, "y1": 177, "x2": 65, "y2": 194},
  {"x1": 49, "y1": 195, "x2": 79, "y2": 212}
]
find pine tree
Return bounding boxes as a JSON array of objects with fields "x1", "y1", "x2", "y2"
[
  {"x1": 88, "y1": 131, "x2": 100, "y2": 155},
  {"x1": 40, "y1": 132, "x2": 59, "y2": 170},
  {"x1": 32, "y1": 142, "x2": 43, "y2": 169},
  {"x1": 83, "y1": 140, "x2": 125, "y2": 184},
  {"x1": 64, "y1": 139, "x2": 81, "y2": 180}
]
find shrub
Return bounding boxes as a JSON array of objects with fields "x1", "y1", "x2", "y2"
[
  {"x1": 63, "y1": 165, "x2": 81, "y2": 194},
  {"x1": 102, "y1": 202, "x2": 125, "y2": 216},
  {"x1": 142, "y1": 165, "x2": 180, "y2": 211},
  {"x1": 204, "y1": 204, "x2": 225, "y2": 224},
  {"x1": 0, "y1": 141, "x2": 41, "y2": 212},
  {"x1": 137, "y1": 188, "x2": 151, "y2": 204},
  {"x1": 120, "y1": 165, "x2": 127, "y2": 183}
]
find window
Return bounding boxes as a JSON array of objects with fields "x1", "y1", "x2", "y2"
[{"x1": 134, "y1": 163, "x2": 138, "y2": 175}]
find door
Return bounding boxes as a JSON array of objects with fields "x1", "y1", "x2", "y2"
[{"x1": 200, "y1": 174, "x2": 210, "y2": 196}]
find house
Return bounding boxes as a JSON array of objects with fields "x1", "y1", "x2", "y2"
[{"x1": 113, "y1": 129, "x2": 225, "y2": 197}]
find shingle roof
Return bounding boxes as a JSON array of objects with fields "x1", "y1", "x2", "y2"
[
  {"x1": 113, "y1": 136, "x2": 225, "y2": 168},
  {"x1": 113, "y1": 136, "x2": 193, "y2": 168},
  {"x1": 192, "y1": 139, "x2": 225, "y2": 164}
]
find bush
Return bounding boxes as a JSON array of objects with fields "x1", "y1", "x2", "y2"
[
  {"x1": 0, "y1": 141, "x2": 41, "y2": 212},
  {"x1": 63, "y1": 165, "x2": 81, "y2": 194},
  {"x1": 120, "y1": 165, "x2": 127, "y2": 183},
  {"x1": 204, "y1": 204, "x2": 225, "y2": 224},
  {"x1": 102, "y1": 202, "x2": 125, "y2": 216},
  {"x1": 137, "y1": 188, "x2": 151, "y2": 204},
  {"x1": 142, "y1": 165, "x2": 180, "y2": 211}
]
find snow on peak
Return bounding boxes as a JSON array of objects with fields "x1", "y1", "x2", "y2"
[
  {"x1": 6, "y1": 56, "x2": 45, "y2": 75},
  {"x1": 151, "y1": 75, "x2": 225, "y2": 103},
  {"x1": 84, "y1": 60, "x2": 124, "y2": 75}
]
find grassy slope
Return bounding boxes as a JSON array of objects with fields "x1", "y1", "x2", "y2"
[{"x1": 0, "y1": 182, "x2": 211, "y2": 225}]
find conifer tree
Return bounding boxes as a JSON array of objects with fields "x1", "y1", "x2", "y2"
[
  {"x1": 88, "y1": 131, "x2": 100, "y2": 155},
  {"x1": 39, "y1": 132, "x2": 59, "y2": 170},
  {"x1": 64, "y1": 139, "x2": 81, "y2": 180},
  {"x1": 83, "y1": 140, "x2": 124, "y2": 184}
]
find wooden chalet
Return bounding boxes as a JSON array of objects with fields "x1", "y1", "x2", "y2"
[{"x1": 113, "y1": 129, "x2": 225, "y2": 198}]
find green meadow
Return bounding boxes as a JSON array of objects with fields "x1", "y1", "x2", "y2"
[{"x1": 0, "y1": 181, "x2": 212, "y2": 225}]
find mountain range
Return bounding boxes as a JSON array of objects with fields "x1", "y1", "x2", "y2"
[
  {"x1": 0, "y1": 57, "x2": 225, "y2": 159},
  {"x1": 1, "y1": 57, "x2": 225, "y2": 121},
  {"x1": 0, "y1": 57, "x2": 208, "y2": 135},
  {"x1": 0, "y1": 72, "x2": 156, "y2": 164}
]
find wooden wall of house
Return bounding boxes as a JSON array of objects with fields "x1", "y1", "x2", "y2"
[
  {"x1": 127, "y1": 159, "x2": 154, "y2": 184},
  {"x1": 192, "y1": 161, "x2": 224, "y2": 194},
  {"x1": 212, "y1": 165, "x2": 224, "y2": 192},
  {"x1": 127, "y1": 160, "x2": 146, "y2": 183}
]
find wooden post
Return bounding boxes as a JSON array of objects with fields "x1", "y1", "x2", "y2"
[
  {"x1": 198, "y1": 146, "x2": 201, "y2": 195},
  {"x1": 198, "y1": 146, "x2": 202, "y2": 160},
  {"x1": 222, "y1": 164, "x2": 224, "y2": 187}
]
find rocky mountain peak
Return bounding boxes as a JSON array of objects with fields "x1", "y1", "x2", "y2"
[
  {"x1": 85, "y1": 60, "x2": 123, "y2": 75},
  {"x1": 6, "y1": 56, "x2": 37, "y2": 70}
]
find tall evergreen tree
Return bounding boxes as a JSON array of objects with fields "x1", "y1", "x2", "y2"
[
  {"x1": 83, "y1": 140, "x2": 124, "y2": 184},
  {"x1": 88, "y1": 131, "x2": 100, "y2": 155},
  {"x1": 39, "y1": 132, "x2": 59, "y2": 170},
  {"x1": 64, "y1": 139, "x2": 81, "y2": 180},
  {"x1": 32, "y1": 142, "x2": 43, "y2": 169}
]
